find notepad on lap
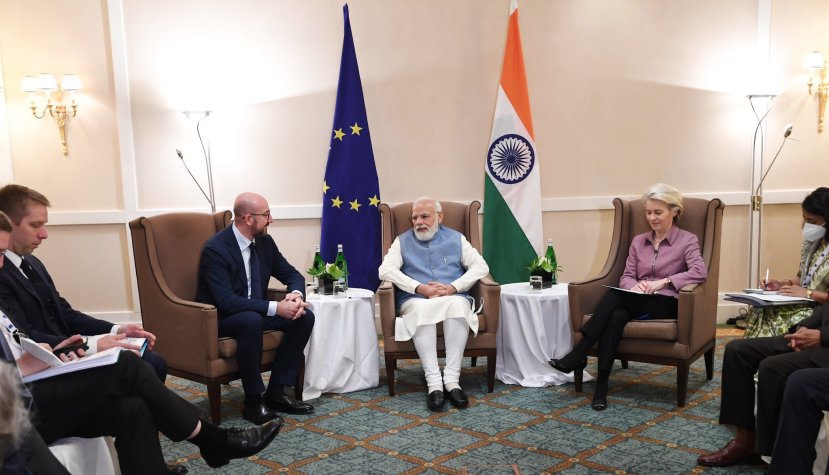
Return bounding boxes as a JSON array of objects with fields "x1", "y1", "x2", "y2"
[{"x1": 20, "y1": 337, "x2": 122, "y2": 383}]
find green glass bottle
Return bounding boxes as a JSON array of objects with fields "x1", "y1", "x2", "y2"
[
  {"x1": 545, "y1": 238, "x2": 557, "y2": 285},
  {"x1": 312, "y1": 245, "x2": 324, "y2": 289},
  {"x1": 335, "y1": 243, "x2": 349, "y2": 290}
]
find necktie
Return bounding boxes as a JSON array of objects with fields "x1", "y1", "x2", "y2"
[
  {"x1": 20, "y1": 257, "x2": 39, "y2": 283},
  {"x1": 249, "y1": 242, "x2": 263, "y2": 300}
]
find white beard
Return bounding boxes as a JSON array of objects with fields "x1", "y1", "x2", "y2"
[{"x1": 415, "y1": 222, "x2": 439, "y2": 241}]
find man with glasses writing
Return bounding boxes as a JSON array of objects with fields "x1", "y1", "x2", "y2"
[{"x1": 196, "y1": 192, "x2": 315, "y2": 424}]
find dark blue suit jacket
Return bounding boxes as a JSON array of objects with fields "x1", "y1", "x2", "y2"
[
  {"x1": 0, "y1": 255, "x2": 113, "y2": 346},
  {"x1": 195, "y1": 226, "x2": 306, "y2": 318}
]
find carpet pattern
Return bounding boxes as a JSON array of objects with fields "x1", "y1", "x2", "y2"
[{"x1": 160, "y1": 329, "x2": 766, "y2": 474}]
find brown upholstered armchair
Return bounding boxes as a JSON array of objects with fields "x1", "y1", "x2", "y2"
[
  {"x1": 129, "y1": 211, "x2": 301, "y2": 423},
  {"x1": 377, "y1": 201, "x2": 500, "y2": 396},
  {"x1": 568, "y1": 197, "x2": 724, "y2": 407}
]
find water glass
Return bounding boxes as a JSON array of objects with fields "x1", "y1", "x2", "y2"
[
  {"x1": 334, "y1": 282, "x2": 347, "y2": 298},
  {"x1": 529, "y1": 275, "x2": 543, "y2": 292},
  {"x1": 305, "y1": 282, "x2": 317, "y2": 297}
]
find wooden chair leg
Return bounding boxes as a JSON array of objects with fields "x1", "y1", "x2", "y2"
[
  {"x1": 471, "y1": 356, "x2": 478, "y2": 367},
  {"x1": 574, "y1": 366, "x2": 584, "y2": 393},
  {"x1": 486, "y1": 351, "x2": 496, "y2": 393},
  {"x1": 207, "y1": 382, "x2": 222, "y2": 424},
  {"x1": 621, "y1": 359, "x2": 629, "y2": 369},
  {"x1": 294, "y1": 360, "x2": 305, "y2": 400},
  {"x1": 704, "y1": 347, "x2": 715, "y2": 380},
  {"x1": 386, "y1": 354, "x2": 396, "y2": 396},
  {"x1": 676, "y1": 363, "x2": 689, "y2": 407}
]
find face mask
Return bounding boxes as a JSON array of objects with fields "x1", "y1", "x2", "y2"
[{"x1": 803, "y1": 222, "x2": 826, "y2": 242}]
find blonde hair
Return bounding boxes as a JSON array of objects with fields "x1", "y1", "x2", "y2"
[
  {"x1": 0, "y1": 363, "x2": 29, "y2": 456},
  {"x1": 642, "y1": 183, "x2": 683, "y2": 222}
]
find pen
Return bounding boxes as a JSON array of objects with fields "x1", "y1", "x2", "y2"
[{"x1": 764, "y1": 268, "x2": 770, "y2": 289}]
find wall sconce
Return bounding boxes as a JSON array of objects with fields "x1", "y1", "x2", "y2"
[
  {"x1": 20, "y1": 73, "x2": 82, "y2": 155},
  {"x1": 804, "y1": 51, "x2": 828, "y2": 133}
]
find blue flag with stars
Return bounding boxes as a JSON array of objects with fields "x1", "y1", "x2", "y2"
[{"x1": 320, "y1": 3, "x2": 381, "y2": 291}]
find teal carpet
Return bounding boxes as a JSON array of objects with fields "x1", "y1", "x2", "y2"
[{"x1": 160, "y1": 333, "x2": 767, "y2": 474}]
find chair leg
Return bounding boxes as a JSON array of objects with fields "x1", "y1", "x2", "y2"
[
  {"x1": 386, "y1": 354, "x2": 396, "y2": 396},
  {"x1": 486, "y1": 351, "x2": 496, "y2": 393},
  {"x1": 704, "y1": 347, "x2": 715, "y2": 380},
  {"x1": 207, "y1": 382, "x2": 222, "y2": 424},
  {"x1": 620, "y1": 359, "x2": 629, "y2": 369},
  {"x1": 676, "y1": 363, "x2": 689, "y2": 407},
  {"x1": 294, "y1": 360, "x2": 305, "y2": 400},
  {"x1": 471, "y1": 356, "x2": 477, "y2": 367},
  {"x1": 574, "y1": 366, "x2": 584, "y2": 393}
]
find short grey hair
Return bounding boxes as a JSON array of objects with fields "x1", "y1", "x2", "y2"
[
  {"x1": 412, "y1": 197, "x2": 442, "y2": 213},
  {"x1": 642, "y1": 183, "x2": 683, "y2": 222},
  {"x1": 0, "y1": 363, "x2": 29, "y2": 456}
]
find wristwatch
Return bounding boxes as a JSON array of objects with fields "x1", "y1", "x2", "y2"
[{"x1": 807, "y1": 289, "x2": 814, "y2": 300}]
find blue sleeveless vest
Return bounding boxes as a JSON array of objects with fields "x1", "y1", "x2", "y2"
[{"x1": 396, "y1": 225, "x2": 469, "y2": 309}]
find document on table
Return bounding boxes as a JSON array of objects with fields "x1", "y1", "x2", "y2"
[{"x1": 724, "y1": 292, "x2": 813, "y2": 307}]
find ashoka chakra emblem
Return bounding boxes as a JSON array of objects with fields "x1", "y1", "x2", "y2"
[{"x1": 487, "y1": 134, "x2": 535, "y2": 184}]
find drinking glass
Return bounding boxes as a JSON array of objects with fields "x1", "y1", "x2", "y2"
[{"x1": 529, "y1": 275, "x2": 543, "y2": 292}]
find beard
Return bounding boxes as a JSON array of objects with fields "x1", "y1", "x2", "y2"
[{"x1": 414, "y1": 221, "x2": 439, "y2": 241}]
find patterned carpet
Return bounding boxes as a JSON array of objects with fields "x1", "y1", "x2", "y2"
[{"x1": 160, "y1": 328, "x2": 767, "y2": 474}]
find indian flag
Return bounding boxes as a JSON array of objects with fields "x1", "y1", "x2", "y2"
[{"x1": 483, "y1": 0, "x2": 542, "y2": 284}]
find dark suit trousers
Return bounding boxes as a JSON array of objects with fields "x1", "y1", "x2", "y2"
[
  {"x1": 719, "y1": 336, "x2": 820, "y2": 456},
  {"x1": 219, "y1": 309, "x2": 315, "y2": 395},
  {"x1": 141, "y1": 350, "x2": 168, "y2": 382},
  {"x1": 583, "y1": 290, "x2": 677, "y2": 372},
  {"x1": 767, "y1": 368, "x2": 829, "y2": 475},
  {"x1": 30, "y1": 351, "x2": 200, "y2": 475}
]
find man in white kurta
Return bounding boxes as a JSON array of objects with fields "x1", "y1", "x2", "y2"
[{"x1": 378, "y1": 198, "x2": 489, "y2": 412}]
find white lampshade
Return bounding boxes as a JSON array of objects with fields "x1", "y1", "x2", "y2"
[
  {"x1": 35, "y1": 73, "x2": 58, "y2": 91},
  {"x1": 20, "y1": 76, "x2": 37, "y2": 93},
  {"x1": 60, "y1": 74, "x2": 82, "y2": 92},
  {"x1": 804, "y1": 51, "x2": 825, "y2": 70}
]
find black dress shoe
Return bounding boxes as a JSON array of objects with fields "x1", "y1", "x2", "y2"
[
  {"x1": 445, "y1": 388, "x2": 469, "y2": 408},
  {"x1": 591, "y1": 374, "x2": 609, "y2": 411},
  {"x1": 427, "y1": 390, "x2": 445, "y2": 412},
  {"x1": 242, "y1": 399, "x2": 281, "y2": 424},
  {"x1": 201, "y1": 419, "x2": 283, "y2": 468},
  {"x1": 166, "y1": 464, "x2": 188, "y2": 475},
  {"x1": 549, "y1": 357, "x2": 587, "y2": 374},
  {"x1": 264, "y1": 392, "x2": 314, "y2": 415}
]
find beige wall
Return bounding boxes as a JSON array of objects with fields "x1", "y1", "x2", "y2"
[{"x1": 0, "y1": 0, "x2": 827, "y2": 323}]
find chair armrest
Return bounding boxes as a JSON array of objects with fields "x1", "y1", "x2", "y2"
[
  {"x1": 474, "y1": 275, "x2": 500, "y2": 332},
  {"x1": 143, "y1": 299, "x2": 221, "y2": 374},
  {"x1": 568, "y1": 274, "x2": 618, "y2": 334},
  {"x1": 267, "y1": 287, "x2": 288, "y2": 301},
  {"x1": 377, "y1": 281, "x2": 397, "y2": 338},
  {"x1": 676, "y1": 280, "x2": 714, "y2": 350}
]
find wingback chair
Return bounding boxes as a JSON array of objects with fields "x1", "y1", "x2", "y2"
[
  {"x1": 568, "y1": 197, "x2": 724, "y2": 407},
  {"x1": 129, "y1": 211, "x2": 301, "y2": 423},
  {"x1": 377, "y1": 201, "x2": 500, "y2": 396}
]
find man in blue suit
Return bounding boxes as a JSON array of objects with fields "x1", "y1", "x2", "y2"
[
  {"x1": 196, "y1": 192, "x2": 315, "y2": 424},
  {"x1": 0, "y1": 184, "x2": 167, "y2": 381}
]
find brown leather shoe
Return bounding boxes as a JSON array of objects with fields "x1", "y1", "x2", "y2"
[{"x1": 697, "y1": 439, "x2": 762, "y2": 467}]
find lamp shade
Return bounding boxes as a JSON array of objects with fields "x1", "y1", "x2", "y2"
[
  {"x1": 20, "y1": 76, "x2": 37, "y2": 93},
  {"x1": 804, "y1": 51, "x2": 825, "y2": 70},
  {"x1": 35, "y1": 73, "x2": 58, "y2": 91},
  {"x1": 60, "y1": 74, "x2": 82, "y2": 92}
]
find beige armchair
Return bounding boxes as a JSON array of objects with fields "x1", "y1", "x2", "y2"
[
  {"x1": 568, "y1": 197, "x2": 724, "y2": 407},
  {"x1": 377, "y1": 201, "x2": 500, "y2": 396},
  {"x1": 129, "y1": 211, "x2": 301, "y2": 423}
]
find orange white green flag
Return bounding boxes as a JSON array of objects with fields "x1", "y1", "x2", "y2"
[{"x1": 483, "y1": 0, "x2": 543, "y2": 284}]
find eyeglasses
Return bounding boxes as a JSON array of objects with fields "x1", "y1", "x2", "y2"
[{"x1": 248, "y1": 210, "x2": 271, "y2": 219}]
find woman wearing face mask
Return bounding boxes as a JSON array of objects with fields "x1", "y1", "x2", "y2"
[{"x1": 744, "y1": 187, "x2": 829, "y2": 338}]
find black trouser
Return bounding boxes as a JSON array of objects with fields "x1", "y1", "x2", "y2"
[
  {"x1": 582, "y1": 290, "x2": 677, "y2": 372},
  {"x1": 30, "y1": 351, "x2": 201, "y2": 475},
  {"x1": 719, "y1": 336, "x2": 820, "y2": 456}
]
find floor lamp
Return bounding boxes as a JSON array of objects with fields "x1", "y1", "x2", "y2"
[{"x1": 175, "y1": 111, "x2": 216, "y2": 213}]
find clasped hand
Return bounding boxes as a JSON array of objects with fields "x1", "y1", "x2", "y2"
[
  {"x1": 417, "y1": 282, "x2": 457, "y2": 299},
  {"x1": 631, "y1": 278, "x2": 669, "y2": 294},
  {"x1": 277, "y1": 292, "x2": 309, "y2": 320}
]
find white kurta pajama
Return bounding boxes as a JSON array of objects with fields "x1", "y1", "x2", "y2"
[{"x1": 379, "y1": 229, "x2": 489, "y2": 391}]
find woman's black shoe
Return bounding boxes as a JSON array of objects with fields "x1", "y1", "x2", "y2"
[
  {"x1": 591, "y1": 373, "x2": 609, "y2": 411},
  {"x1": 548, "y1": 357, "x2": 587, "y2": 374}
]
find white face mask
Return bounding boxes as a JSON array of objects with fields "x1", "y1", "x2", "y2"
[{"x1": 803, "y1": 222, "x2": 826, "y2": 242}]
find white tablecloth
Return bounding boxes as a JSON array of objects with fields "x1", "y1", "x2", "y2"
[
  {"x1": 496, "y1": 282, "x2": 592, "y2": 387},
  {"x1": 303, "y1": 288, "x2": 379, "y2": 399}
]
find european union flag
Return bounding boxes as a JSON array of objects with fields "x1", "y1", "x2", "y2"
[{"x1": 320, "y1": 4, "x2": 381, "y2": 291}]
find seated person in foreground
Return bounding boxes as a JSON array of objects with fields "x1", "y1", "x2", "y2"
[
  {"x1": 196, "y1": 192, "x2": 314, "y2": 424},
  {"x1": 696, "y1": 304, "x2": 829, "y2": 467},
  {"x1": 378, "y1": 197, "x2": 489, "y2": 412},
  {"x1": 0, "y1": 184, "x2": 166, "y2": 381},
  {"x1": 0, "y1": 210, "x2": 279, "y2": 475},
  {"x1": 549, "y1": 183, "x2": 707, "y2": 411},
  {"x1": 766, "y1": 368, "x2": 829, "y2": 474},
  {"x1": 745, "y1": 187, "x2": 829, "y2": 338}
]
